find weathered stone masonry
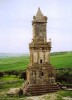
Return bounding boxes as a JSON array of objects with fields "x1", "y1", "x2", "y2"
[{"x1": 23, "y1": 8, "x2": 59, "y2": 95}]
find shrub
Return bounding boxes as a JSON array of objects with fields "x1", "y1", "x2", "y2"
[
  {"x1": 56, "y1": 68, "x2": 72, "y2": 84},
  {"x1": 19, "y1": 71, "x2": 26, "y2": 80},
  {"x1": 18, "y1": 88, "x2": 23, "y2": 96},
  {"x1": 0, "y1": 72, "x2": 4, "y2": 77}
]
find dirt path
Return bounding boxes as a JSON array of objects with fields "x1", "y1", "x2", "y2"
[{"x1": 26, "y1": 93, "x2": 57, "y2": 100}]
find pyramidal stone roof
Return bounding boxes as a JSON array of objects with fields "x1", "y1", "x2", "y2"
[
  {"x1": 32, "y1": 8, "x2": 47, "y2": 23},
  {"x1": 35, "y1": 8, "x2": 44, "y2": 19}
]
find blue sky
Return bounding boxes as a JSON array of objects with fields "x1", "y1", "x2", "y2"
[{"x1": 0, "y1": 0, "x2": 72, "y2": 53}]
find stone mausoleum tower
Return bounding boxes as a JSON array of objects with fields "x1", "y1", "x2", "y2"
[{"x1": 23, "y1": 8, "x2": 59, "y2": 95}]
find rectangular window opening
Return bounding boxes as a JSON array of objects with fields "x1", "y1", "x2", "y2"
[{"x1": 40, "y1": 59, "x2": 42, "y2": 63}]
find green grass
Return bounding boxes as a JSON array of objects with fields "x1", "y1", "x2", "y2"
[
  {"x1": 0, "y1": 75, "x2": 25, "y2": 100},
  {"x1": 0, "y1": 56, "x2": 29, "y2": 71},
  {"x1": 0, "y1": 75, "x2": 20, "y2": 82},
  {"x1": 0, "y1": 51, "x2": 71, "y2": 99},
  {"x1": 0, "y1": 52, "x2": 72, "y2": 71},
  {"x1": 51, "y1": 52, "x2": 72, "y2": 68},
  {"x1": 0, "y1": 75, "x2": 24, "y2": 89},
  {"x1": 56, "y1": 90, "x2": 72, "y2": 100},
  {"x1": 0, "y1": 75, "x2": 72, "y2": 100},
  {"x1": 0, "y1": 80, "x2": 23, "y2": 90},
  {"x1": 57, "y1": 90, "x2": 72, "y2": 97}
]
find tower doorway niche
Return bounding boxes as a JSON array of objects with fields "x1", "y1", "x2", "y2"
[{"x1": 40, "y1": 59, "x2": 42, "y2": 63}]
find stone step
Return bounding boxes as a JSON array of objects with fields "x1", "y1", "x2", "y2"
[
  {"x1": 23, "y1": 84, "x2": 59, "y2": 95},
  {"x1": 29, "y1": 84, "x2": 58, "y2": 87},
  {"x1": 27, "y1": 87, "x2": 59, "y2": 91},
  {"x1": 27, "y1": 87, "x2": 58, "y2": 92},
  {"x1": 27, "y1": 86, "x2": 58, "y2": 89},
  {"x1": 29, "y1": 85, "x2": 58, "y2": 88},
  {"x1": 27, "y1": 85, "x2": 59, "y2": 90},
  {"x1": 27, "y1": 90, "x2": 57, "y2": 96}
]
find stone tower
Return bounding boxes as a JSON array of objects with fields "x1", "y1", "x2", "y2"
[{"x1": 23, "y1": 8, "x2": 59, "y2": 95}]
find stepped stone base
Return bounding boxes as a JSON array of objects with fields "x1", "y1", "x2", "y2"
[{"x1": 23, "y1": 81, "x2": 60, "y2": 96}]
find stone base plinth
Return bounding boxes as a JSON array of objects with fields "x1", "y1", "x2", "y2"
[{"x1": 23, "y1": 82, "x2": 60, "y2": 96}]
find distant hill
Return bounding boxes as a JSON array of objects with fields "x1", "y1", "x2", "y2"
[
  {"x1": 0, "y1": 53, "x2": 29, "y2": 58},
  {"x1": 0, "y1": 51, "x2": 72, "y2": 71}
]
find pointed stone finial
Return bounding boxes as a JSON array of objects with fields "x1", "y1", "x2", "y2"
[
  {"x1": 32, "y1": 8, "x2": 47, "y2": 23},
  {"x1": 36, "y1": 7, "x2": 44, "y2": 18}
]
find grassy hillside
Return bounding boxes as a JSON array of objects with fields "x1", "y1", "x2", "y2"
[
  {"x1": 51, "y1": 51, "x2": 72, "y2": 68},
  {"x1": 0, "y1": 52, "x2": 72, "y2": 71},
  {"x1": 0, "y1": 56, "x2": 29, "y2": 71}
]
